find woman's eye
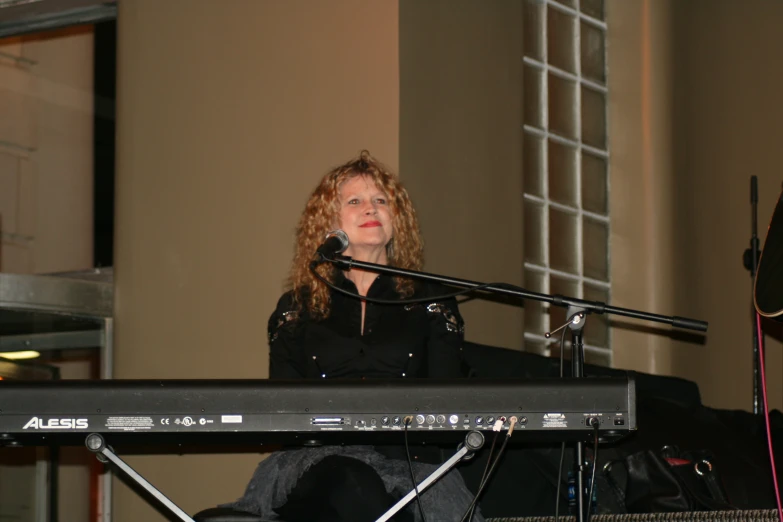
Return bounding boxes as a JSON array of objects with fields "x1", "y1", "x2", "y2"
[
  {"x1": 376, "y1": 198, "x2": 387, "y2": 204},
  {"x1": 348, "y1": 199, "x2": 359, "y2": 205}
]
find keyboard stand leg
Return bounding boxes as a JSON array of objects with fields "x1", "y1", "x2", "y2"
[
  {"x1": 85, "y1": 433, "x2": 196, "y2": 522},
  {"x1": 375, "y1": 430, "x2": 485, "y2": 522}
]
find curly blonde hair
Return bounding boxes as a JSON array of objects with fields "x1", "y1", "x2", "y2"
[{"x1": 288, "y1": 150, "x2": 424, "y2": 319}]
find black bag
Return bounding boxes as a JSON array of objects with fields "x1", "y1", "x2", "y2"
[
  {"x1": 514, "y1": 396, "x2": 777, "y2": 517},
  {"x1": 604, "y1": 446, "x2": 737, "y2": 513},
  {"x1": 615, "y1": 398, "x2": 778, "y2": 510}
]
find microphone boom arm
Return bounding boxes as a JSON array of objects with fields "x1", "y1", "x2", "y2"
[{"x1": 322, "y1": 255, "x2": 708, "y2": 333}]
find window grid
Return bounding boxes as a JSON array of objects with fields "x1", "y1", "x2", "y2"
[
  {"x1": 523, "y1": 0, "x2": 611, "y2": 361},
  {"x1": 524, "y1": 194, "x2": 609, "y2": 224},
  {"x1": 524, "y1": 58, "x2": 608, "y2": 95},
  {"x1": 547, "y1": 0, "x2": 607, "y2": 30},
  {"x1": 524, "y1": 262, "x2": 610, "y2": 291},
  {"x1": 524, "y1": 124, "x2": 608, "y2": 158}
]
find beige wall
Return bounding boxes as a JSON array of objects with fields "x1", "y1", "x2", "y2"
[
  {"x1": 399, "y1": 0, "x2": 525, "y2": 351},
  {"x1": 608, "y1": 0, "x2": 783, "y2": 411},
  {"x1": 608, "y1": 0, "x2": 680, "y2": 376},
  {"x1": 113, "y1": 1, "x2": 399, "y2": 519}
]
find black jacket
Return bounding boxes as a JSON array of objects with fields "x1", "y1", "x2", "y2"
[{"x1": 268, "y1": 272, "x2": 465, "y2": 380}]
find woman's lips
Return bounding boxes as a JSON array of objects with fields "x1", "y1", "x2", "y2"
[{"x1": 359, "y1": 221, "x2": 382, "y2": 228}]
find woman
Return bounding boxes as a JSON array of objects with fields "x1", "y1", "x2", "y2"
[{"x1": 229, "y1": 151, "x2": 482, "y2": 522}]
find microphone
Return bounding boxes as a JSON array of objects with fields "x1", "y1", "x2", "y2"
[{"x1": 315, "y1": 230, "x2": 349, "y2": 260}]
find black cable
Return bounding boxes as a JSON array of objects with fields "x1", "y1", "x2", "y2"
[
  {"x1": 558, "y1": 316, "x2": 568, "y2": 378},
  {"x1": 467, "y1": 431, "x2": 500, "y2": 522},
  {"x1": 403, "y1": 419, "x2": 427, "y2": 522},
  {"x1": 459, "y1": 431, "x2": 512, "y2": 522},
  {"x1": 585, "y1": 423, "x2": 600, "y2": 520},
  {"x1": 310, "y1": 262, "x2": 525, "y2": 306}
]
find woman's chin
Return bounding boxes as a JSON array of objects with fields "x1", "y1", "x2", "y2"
[
  {"x1": 345, "y1": 243, "x2": 389, "y2": 258},
  {"x1": 348, "y1": 235, "x2": 388, "y2": 248}
]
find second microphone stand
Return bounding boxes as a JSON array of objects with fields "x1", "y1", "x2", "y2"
[
  {"x1": 315, "y1": 255, "x2": 708, "y2": 522},
  {"x1": 742, "y1": 175, "x2": 765, "y2": 415}
]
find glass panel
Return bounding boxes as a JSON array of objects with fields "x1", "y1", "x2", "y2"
[
  {"x1": 524, "y1": 269, "x2": 547, "y2": 335},
  {"x1": 548, "y1": 139, "x2": 578, "y2": 206},
  {"x1": 583, "y1": 217, "x2": 609, "y2": 281},
  {"x1": 581, "y1": 0, "x2": 605, "y2": 21},
  {"x1": 524, "y1": 0, "x2": 545, "y2": 62},
  {"x1": 581, "y1": 85, "x2": 606, "y2": 149},
  {"x1": 584, "y1": 348, "x2": 611, "y2": 367},
  {"x1": 549, "y1": 73, "x2": 577, "y2": 140},
  {"x1": 580, "y1": 20, "x2": 606, "y2": 84},
  {"x1": 582, "y1": 152, "x2": 608, "y2": 215},
  {"x1": 0, "y1": 308, "x2": 64, "y2": 522},
  {"x1": 549, "y1": 207, "x2": 578, "y2": 274},
  {"x1": 547, "y1": 5, "x2": 576, "y2": 74},
  {"x1": 583, "y1": 284, "x2": 610, "y2": 348},
  {"x1": 524, "y1": 133, "x2": 545, "y2": 197},
  {"x1": 549, "y1": 275, "x2": 579, "y2": 346},
  {"x1": 524, "y1": 65, "x2": 545, "y2": 130},
  {"x1": 0, "y1": 448, "x2": 49, "y2": 520},
  {"x1": 0, "y1": 36, "x2": 36, "y2": 67},
  {"x1": 524, "y1": 200, "x2": 546, "y2": 265}
]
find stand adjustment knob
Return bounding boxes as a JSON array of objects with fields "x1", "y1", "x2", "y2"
[
  {"x1": 85, "y1": 433, "x2": 105, "y2": 453},
  {"x1": 464, "y1": 430, "x2": 485, "y2": 451}
]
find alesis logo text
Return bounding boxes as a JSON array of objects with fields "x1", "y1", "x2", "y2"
[{"x1": 22, "y1": 417, "x2": 89, "y2": 430}]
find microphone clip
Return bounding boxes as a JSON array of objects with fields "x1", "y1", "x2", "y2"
[{"x1": 314, "y1": 230, "x2": 349, "y2": 263}]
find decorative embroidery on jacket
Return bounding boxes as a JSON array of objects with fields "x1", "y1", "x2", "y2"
[
  {"x1": 268, "y1": 310, "x2": 299, "y2": 343},
  {"x1": 405, "y1": 303, "x2": 465, "y2": 334}
]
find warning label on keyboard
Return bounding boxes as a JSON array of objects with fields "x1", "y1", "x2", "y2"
[
  {"x1": 106, "y1": 416, "x2": 155, "y2": 431},
  {"x1": 542, "y1": 413, "x2": 567, "y2": 428}
]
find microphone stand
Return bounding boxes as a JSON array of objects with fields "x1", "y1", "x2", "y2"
[
  {"x1": 316, "y1": 255, "x2": 708, "y2": 522},
  {"x1": 318, "y1": 256, "x2": 708, "y2": 332},
  {"x1": 742, "y1": 176, "x2": 764, "y2": 415}
]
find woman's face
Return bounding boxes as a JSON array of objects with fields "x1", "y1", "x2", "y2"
[{"x1": 337, "y1": 175, "x2": 394, "y2": 257}]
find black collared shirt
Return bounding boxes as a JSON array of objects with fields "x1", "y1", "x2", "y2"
[{"x1": 268, "y1": 273, "x2": 465, "y2": 379}]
